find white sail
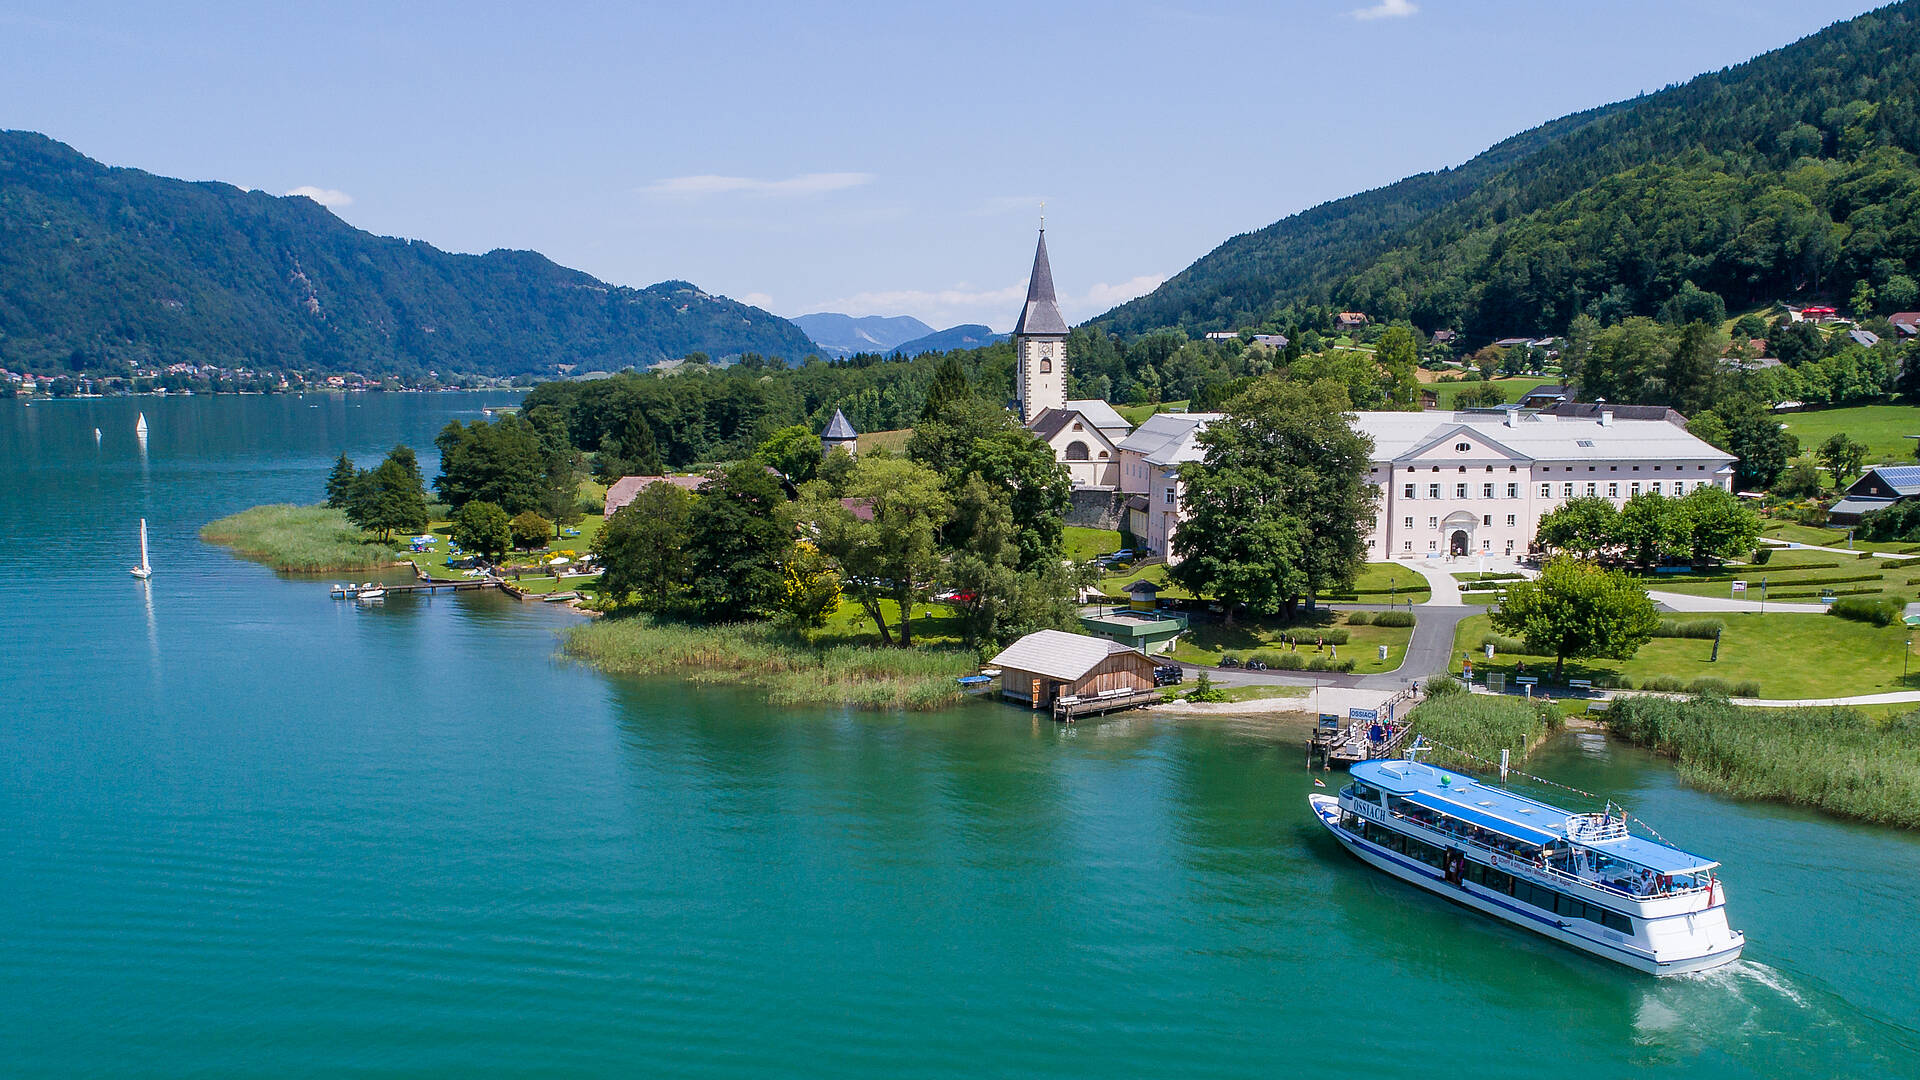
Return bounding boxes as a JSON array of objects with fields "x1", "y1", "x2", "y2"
[
  {"x1": 135, "y1": 412, "x2": 148, "y2": 436},
  {"x1": 130, "y1": 518, "x2": 153, "y2": 579}
]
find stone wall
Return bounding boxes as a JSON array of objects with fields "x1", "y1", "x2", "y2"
[{"x1": 1065, "y1": 488, "x2": 1129, "y2": 530}]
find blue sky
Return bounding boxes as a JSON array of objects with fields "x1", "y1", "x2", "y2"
[{"x1": 0, "y1": 1, "x2": 1886, "y2": 332}]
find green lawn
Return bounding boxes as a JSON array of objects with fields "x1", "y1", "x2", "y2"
[
  {"x1": 1095, "y1": 560, "x2": 1427, "y2": 606},
  {"x1": 1449, "y1": 612, "x2": 1920, "y2": 700},
  {"x1": 1629, "y1": 547, "x2": 1919, "y2": 605},
  {"x1": 1185, "y1": 684, "x2": 1308, "y2": 703},
  {"x1": 1762, "y1": 519, "x2": 1920, "y2": 555},
  {"x1": 1169, "y1": 610, "x2": 1413, "y2": 675},
  {"x1": 1114, "y1": 400, "x2": 1191, "y2": 425},
  {"x1": 1427, "y1": 377, "x2": 1551, "y2": 409},
  {"x1": 1064, "y1": 526, "x2": 1124, "y2": 562},
  {"x1": 1779, "y1": 404, "x2": 1920, "y2": 469}
]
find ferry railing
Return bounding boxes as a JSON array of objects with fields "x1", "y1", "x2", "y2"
[{"x1": 1378, "y1": 808, "x2": 1709, "y2": 902}]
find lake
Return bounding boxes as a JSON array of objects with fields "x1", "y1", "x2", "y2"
[{"x1": 2, "y1": 393, "x2": 1917, "y2": 1077}]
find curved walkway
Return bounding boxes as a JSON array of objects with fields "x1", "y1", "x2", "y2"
[{"x1": 1647, "y1": 590, "x2": 1829, "y2": 614}]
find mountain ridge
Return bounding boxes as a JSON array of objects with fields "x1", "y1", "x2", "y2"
[{"x1": 0, "y1": 131, "x2": 816, "y2": 378}]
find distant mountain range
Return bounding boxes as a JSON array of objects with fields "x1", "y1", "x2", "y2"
[
  {"x1": 1095, "y1": 1, "x2": 1920, "y2": 342},
  {"x1": 0, "y1": 131, "x2": 816, "y2": 379},
  {"x1": 794, "y1": 313, "x2": 1007, "y2": 358},
  {"x1": 889, "y1": 324, "x2": 1007, "y2": 356},
  {"x1": 791, "y1": 313, "x2": 935, "y2": 358}
]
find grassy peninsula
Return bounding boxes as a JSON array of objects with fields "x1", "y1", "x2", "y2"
[
  {"x1": 1605, "y1": 696, "x2": 1920, "y2": 828},
  {"x1": 563, "y1": 616, "x2": 978, "y2": 711},
  {"x1": 200, "y1": 504, "x2": 403, "y2": 572},
  {"x1": 1406, "y1": 690, "x2": 1562, "y2": 767}
]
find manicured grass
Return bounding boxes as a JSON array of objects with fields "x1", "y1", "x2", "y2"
[
  {"x1": 1606, "y1": 695, "x2": 1920, "y2": 828},
  {"x1": 1064, "y1": 526, "x2": 1124, "y2": 562},
  {"x1": 1096, "y1": 561, "x2": 1195, "y2": 600},
  {"x1": 1779, "y1": 404, "x2": 1920, "y2": 469},
  {"x1": 816, "y1": 596, "x2": 965, "y2": 647},
  {"x1": 1633, "y1": 547, "x2": 1918, "y2": 605},
  {"x1": 1427, "y1": 377, "x2": 1551, "y2": 409},
  {"x1": 1346, "y1": 561, "x2": 1431, "y2": 602},
  {"x1": 398, "y1": 511, "x2": 605, "y2": 581},
  {"x1": 200, "y1": 504, "x2": 403, "y2": 572},
  {"x1": 1449, "y1": 612, "x2": 1920, "y2": 699},
  {"x1": 1169, "y1": 610, "x2": 1412, "y2": 674},
  {"x1": 563, "y1": 615, "x2": 977, "y2": 711},
  {"x1": 1113, "y1": 400, "x2": 1192, "y2": 425},
  {"x1": 1763, "y1": 520, "x2": 1920, "y2": 555},
  {"x1": 1183, "y1": 684, "x2": 1309, "y2": 704}
]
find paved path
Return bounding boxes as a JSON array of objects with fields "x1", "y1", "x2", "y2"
[
  {"x1": 1728, "y1": 690, "x2": 1920, "y2": 707},
  {"x1": 1646, "y1": 590, "x2": 1829, "y2": 614},
  {"x1": 1762, "y1": 538, "x2": 1917, "y2": 560}
]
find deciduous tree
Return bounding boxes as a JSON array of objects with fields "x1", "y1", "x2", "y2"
[
  {"x1": 801, "y1": 457, "x2": 951, "y2": 647},
  {"x1": 1491, "y1": 558, "x2": 1660, "y2": 678},
  {"x1": 1535, "y1": 496, "x2": 1621, "y2": 559},
  {"x1": 593, "y1": 481, "x2": 694, "y2": 610},
  {"x1": 452, "y1": 500, "x2": 512, "y2": 562},
  {"x1": 684, "y1": 462, "x2": 793, "y2": 621}
]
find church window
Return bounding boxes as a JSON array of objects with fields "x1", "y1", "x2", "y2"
[
  {"x1": 1098, "y1": 450, "x2": 1108, "y2": 459},
  {"x1": 1065, "y1": 441, "x2": 1090, "y2": 461},
  {"x1": 1071, "y1": 422, "x2": 1082, "y2": 431},
  {"x1": 1040, "y1": 357, "x2": 1051, "y2": 373}
]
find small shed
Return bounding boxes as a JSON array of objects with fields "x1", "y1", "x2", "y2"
[
  {"x1": 988, "y1": 629, "x2": 1161, "y2": 708},
  {"x1": 1124, "y1": 579, "x2": 1161, "y2": 612}
]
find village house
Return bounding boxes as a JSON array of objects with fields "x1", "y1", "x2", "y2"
[
  {"x1": 603, "y1": 474, "x2": 708, "y2": 518},
  {"x1": 1336, "y1": 312, "x2": 1369, "y2": 333},
  {"x1": 1828, "y1": 464, "x2": 1920, "y2": 525}
]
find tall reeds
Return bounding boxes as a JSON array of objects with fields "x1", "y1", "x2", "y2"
[
  {"x1": 200, "y1": 504, "x2": 399, "y2": 572},
  {"x1": 563, "y1": 615, "x2": 977, "y2": 711}
]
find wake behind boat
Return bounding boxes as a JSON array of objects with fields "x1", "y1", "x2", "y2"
[{"x1": 1310, "y1": 755, "x2": 1743, "y2": 975}]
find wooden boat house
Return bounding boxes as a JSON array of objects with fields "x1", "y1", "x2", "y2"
[{"x1": 989, "y1": 629, "x2": 1161, "y2": 709}]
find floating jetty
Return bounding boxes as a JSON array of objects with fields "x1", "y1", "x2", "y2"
[
  {"x1": 1307, "y1": 686, "x2": 1423, "y2": 770},
  {"x1": 331, "y1": 579, "x2": 501, "y2": 599}
]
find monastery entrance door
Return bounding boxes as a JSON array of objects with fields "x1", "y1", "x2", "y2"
[{"x1": 1450, "y1": 530, "x2": 1469, "y2": 556}]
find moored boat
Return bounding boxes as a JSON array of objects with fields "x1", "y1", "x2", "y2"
[{"x1": 1309, "y1": 755, "x2": 1743, "y2": 975}]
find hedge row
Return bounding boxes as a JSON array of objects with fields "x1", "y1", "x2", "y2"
[{"x1": 1653, "y1": 619, "x2": 1723, "y2": 639}]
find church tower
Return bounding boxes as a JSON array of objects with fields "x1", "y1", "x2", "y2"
[{"x1": 1012, "y1": 229, "x2": 1069, "y2": 422}]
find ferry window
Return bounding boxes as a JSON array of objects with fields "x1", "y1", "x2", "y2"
[{"x1": 1602, "y1": 911, "x2": 1632, "y2": 934}]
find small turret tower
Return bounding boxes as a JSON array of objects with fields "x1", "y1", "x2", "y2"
[{"x1": 821, "y1": 408, "x2": 858, "y2": 456}]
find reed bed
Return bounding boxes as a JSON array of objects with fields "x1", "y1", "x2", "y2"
[
  {"x1": 1408, "y1": 693, "x2": 1560, "y2": 769},
  {"x1": 1605, "y1": 695, "x2": 1920, "y2": 828},
  {"x1": 200, "y1": 504, "x2": 400, "y2": 572},
  {"x1": 563, "y1": 615, "x2": 977, "y2": 711}
]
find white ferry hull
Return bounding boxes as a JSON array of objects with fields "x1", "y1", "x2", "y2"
[{"x1": 1310, "y1": 795, "x2": 1742, "y2": 976}]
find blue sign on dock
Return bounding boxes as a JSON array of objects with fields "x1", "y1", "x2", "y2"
[{"x1": 1349, "y1": 708, "x2": 1378, "y2": 722}]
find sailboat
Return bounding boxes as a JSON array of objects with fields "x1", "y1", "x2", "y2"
[
  {"x1": 130, "y1": 518, "x2": 153, "y2": 579},
  {"x1": 135, "y1": 412, "x2": 148, "y2": 437},
  {"x1": 94, "y1": 427, "x2": 102, "y2": 443}
]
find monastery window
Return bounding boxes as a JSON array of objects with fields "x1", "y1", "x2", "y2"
[
  {"x1": 1631, "y1": 482, "x2": 1640, "y2": 496},
  {"x1": 1607, "y1": 483, "x2": 1618, "y2": 498},
  {"x1": 1585, "y1": 483, "x2": 1596, "y2": 497},
  {"x1": 1506, "y1": 515, "x2": 1516, "y2": 527},
  {"x1": 1404, "y1": 541, "x2": 1412, "y2": 552},
  {"x1": 1455, "y1": 442, "x2": 1471, "y2": 452},
  {"x1": 1539, "y1": 484, "x2": 1552, "y2": 498},
  {"x1": 1065, "y1": 441, "x2": 1090, "y2": 461},
  {"x1": 1509, "y1": 465, "x2": 1518, "y2": 472},
  {"x1": 1633, "y1": 465, "x2": 1641, "y2": 471},
  {"x1": 1482, "y1": 483, "x2": 1494, "y2": 498},
  {"x1": 1455, "y1": 483, "x2": 1468, "y2": 498},
  {"x1": 1428, "y1": 484, "x2": 1441, "y2": 499},
  {"x1": 1485, "y1": 465, "x2": 1495, "y2": 472},
  {"x1": 1428, "y1": 540, "x2": 1438, "y2": 551},
  {"x1": 1506, "y1": 483, "x2": 1518, "y2": 498},
  {"x1": 1482, "y1": 539, "x2": 1490, "y2": 552},
  {"x1": 1405, "y1": 484, "x2": 1416, "y2": 499},
  {"x1": 1404, "y1": 517, "x2": 1413, "y2": 529},
  {"x1": 1482, "y1": 515, "x2": 1492, "y2": 527},
  {"x1": 1651, "y1": 482, "x2": 1662, "y2": 495},
  {"x1": 1164, "y1": 488, "x2": 1176, "y2": 506},
  {"x1": 1562, "y1": 483, "x2": 1575, "y2": 499},
  {"x1": 1428, "y1": 517, "x2": 1438, "y2": 529}
]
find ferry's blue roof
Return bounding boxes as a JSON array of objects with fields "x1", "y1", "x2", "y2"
[{"x1": 1350, "y1": 759, "x2": 1718, "y2": 873}]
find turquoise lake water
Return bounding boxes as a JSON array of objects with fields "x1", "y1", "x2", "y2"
[{"x1": 2, "y1": 393, "x2": 1918, "y2": 1077}]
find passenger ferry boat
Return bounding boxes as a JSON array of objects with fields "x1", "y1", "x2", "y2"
[{"x1": 1310, "y1": 756, "x2": 1743, "y2": 975}]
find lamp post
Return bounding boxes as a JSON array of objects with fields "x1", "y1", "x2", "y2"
[
  {"x1": 1391, "y1": 575, "x2": 1397, "y2": 611},
  {"x1": 1906, "y1": 636, "x2": 1912, "y2": 680}
]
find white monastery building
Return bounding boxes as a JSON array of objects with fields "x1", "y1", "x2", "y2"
[{"x1": 1002, "y1": 229, "x2": 1736, "y2": 562}]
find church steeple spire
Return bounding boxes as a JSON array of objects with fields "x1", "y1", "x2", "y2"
[
  {"x1": 1011, "y1": 227, "x2": 1069, "y2": 423},
  {"x1": 1013, "y1": 229, "x2": 1068, "y2": 337}
]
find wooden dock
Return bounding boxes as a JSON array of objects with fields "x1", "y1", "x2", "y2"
[
  {"x1": 1052, "y1": 688, "x2": 1163, "y2": 722},
  {"x1": 1307, "y1": 686, "x2": 1422, "y2": 769},
  {"x1": 331, "y1": 578, "x2": 501, "y2": 599}
]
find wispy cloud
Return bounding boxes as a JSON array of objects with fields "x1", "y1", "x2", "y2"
[
  {"x1": 285, "y1": 185, "x2": 353, "y2": 208},
  {"x1": 810, "y1": 274, "x2": 1167, "y2": 331},
  {"x1": 974, "y1": 194, "x2": 1049, "y2": 218},
  {"x1": 740, "y1": 292, "x2": 775, "y2": 309},
  {"x1": 1351, "y1": 0, "x2": 1417, "y2": 20},
  {"x1": 641, "y1": 172, "x2": 874, "y2": 198}
]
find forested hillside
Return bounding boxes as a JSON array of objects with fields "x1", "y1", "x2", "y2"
[
  {"x1": 1098, "y1": 1, "x2": 1920, "y2": 340},
  {"x1": 0, "y1": 131, "x2": 815, "y2": 378}
]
